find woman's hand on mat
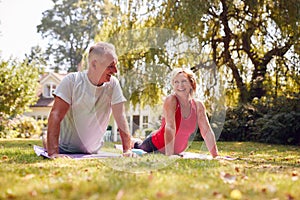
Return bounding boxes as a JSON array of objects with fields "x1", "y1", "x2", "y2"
[
  {"x1": 169, "y1": 154, "x2": 181, "y2": 159},
  {"x1": 122, "y1": 150, "x2": 138, "y2": 157},
  {"x1": 50, "y1": 153, "x2": 71, "y2": 159}
]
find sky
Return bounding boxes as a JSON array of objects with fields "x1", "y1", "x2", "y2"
[{"x1": 0, "y1": 0, "x2": 53, "y2": 60}]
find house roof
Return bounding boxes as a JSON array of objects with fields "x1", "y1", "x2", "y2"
[
  {"x1": 31, "y1": 72, "x2": 67, "y2": 107},
  {"x1": 32, "y1": 95, "x2": 54, "y2": 107},
  {"x1": 40, "y1": 72, "x2": 66, "y2": 84}
]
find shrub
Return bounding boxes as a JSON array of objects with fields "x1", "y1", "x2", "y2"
[
  {"x1": 221, "y1": 104, "x2": 262, "y2": 141},
  {"x1": 220, "y1": 95, "x2": 300, "y2": 145},
  {"x1": 0, "y1": 115, "x2": 42, "y2": 138},
  {"x1": 256, "y1": 112, "x2": 300, "y2": 145}
]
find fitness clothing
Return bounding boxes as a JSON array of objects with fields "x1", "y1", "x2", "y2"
[{"x1": 54, "y1": 71, "x2": 126, "y2": 154}]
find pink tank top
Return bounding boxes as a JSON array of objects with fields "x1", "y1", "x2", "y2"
[{"x1": 151, "y1": 96, "x2": 197, "y2": 154}]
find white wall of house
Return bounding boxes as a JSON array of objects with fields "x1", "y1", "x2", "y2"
[
  {"x1": 25, "y1": 107, "x2": 51, "y2": 121},
  {"x1": 108, "y1": 103, "x2": 162, "y2": 142}
]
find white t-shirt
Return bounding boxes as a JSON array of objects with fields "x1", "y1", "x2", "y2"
[{"x1": 54, "y1": 71, "x2": 126, "y2": 153}]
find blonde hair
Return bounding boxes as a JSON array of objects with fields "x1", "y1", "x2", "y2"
[{"x1": 171, "y1": 68, "x2": 197, "y2": 95}]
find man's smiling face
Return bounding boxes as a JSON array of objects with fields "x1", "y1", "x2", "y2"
[{"x1": 96, "y1": 54, "x2": 118, "y2": 85}]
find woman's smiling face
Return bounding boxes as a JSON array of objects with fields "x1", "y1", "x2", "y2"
[{"x1": 172, "y1": 72, "x2": 192, "y2": 96}]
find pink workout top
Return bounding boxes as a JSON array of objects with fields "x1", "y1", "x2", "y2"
[{"x1": 151, "y1": 96, "x2": 197, "y2": 154}]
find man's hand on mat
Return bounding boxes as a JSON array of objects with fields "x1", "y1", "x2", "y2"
[
  {"x1": 122, "y1": 150, "x2": 138, "y2": 157},
  {"x1": 49, "y1": 153, "x2": 71, "y2": 159}
]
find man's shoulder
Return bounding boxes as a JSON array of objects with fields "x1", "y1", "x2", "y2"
[{"x1": 63, "y1": 72, "x2": 81, "y2": 81}]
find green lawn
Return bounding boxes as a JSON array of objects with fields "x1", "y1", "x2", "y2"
[{"x1": 0, "y1": 139, "x2": 299, "y2": 200}]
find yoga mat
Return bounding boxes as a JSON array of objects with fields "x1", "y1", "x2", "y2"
[
  {"x1": 33, "y1": 145, "x2": 121, "y2": 159},
  {"x1": 34, "y1": 145, "x2": 236, "y2": 161},
  {"x1": 114, "y1": 144, "x2": 236, "y2": 160}
]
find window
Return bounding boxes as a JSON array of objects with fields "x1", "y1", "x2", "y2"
[
  {"x1": 142, "y1": 116, "x2": 148, "y2": 128},
  {"x1": 126, "y1": 116, "x2": 130, "y2": 124},
  {"x1": 51, "y1": 85, "x2": 56, "y2": 96},
  {"x1": 44, "y1": 83, "x2": 56, "y2": 98}
]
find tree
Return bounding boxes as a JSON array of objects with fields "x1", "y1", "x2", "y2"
[
  {"x1": 152, "y1": 0, "x2": 300, "y2": 104},
  {"x1": 24, "y1": 45, "x2": 47, "y2": 74},
  {"x1": 94, "y1": 1, "x2": 167, "y2": 107},
  {"x1": 37, "y1": 0, "x2": 104, "y2": 72},
  {"x1": 94, "y1": 0, "x2": 299, "y2": 107},
  {"x1": 0, "y1": 58, "x2": 39, "y2": 118},
  {"x1": 95, "y1": 1, "x2": 208, "y2": 107}
]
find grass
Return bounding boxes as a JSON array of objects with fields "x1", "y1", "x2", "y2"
[{"x1": 0, "y1": 139, "x2": 299, "y2": 200}]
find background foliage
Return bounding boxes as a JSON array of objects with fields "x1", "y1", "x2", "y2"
[
  {"x1": 221, "y1": 95, "x2": 300, "y2": 145},
  {"x1": 0, "y1": 58, "x2": 41, "y2": 138},
  {"x1": 37, "y1": 0, "x2": 104, "y2": 72},
  {"x1": 35, "y1": 0, "x2": 300, "y2": 107},
  {"x1": 0, "y1": 59, "x2": 39, "y2": 117}
]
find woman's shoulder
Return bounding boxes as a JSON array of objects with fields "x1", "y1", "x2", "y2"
[
  {"x1": 192, "y1": 98, "x2": 206, "y2": 111},
  {"x1": 163, "y1": 94, "x2": 178, "y2": 109},
  {"x1": 164, "y1": 94, "x2": 178, "y2": 103}
]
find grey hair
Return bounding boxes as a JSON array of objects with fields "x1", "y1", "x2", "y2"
[{"x1": 88, "y1": 42, "x2": 118, "y2": 63}]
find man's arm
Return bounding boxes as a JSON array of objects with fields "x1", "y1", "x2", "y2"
[
  {"x1": 196, "y1": 100, "x2": 219, "y2": 158},
  {"x1": 111, "y1": 102, "x2": 131, "y2": 153},
  {"x1": 47, "y1": 96, "x2": 70, "y2": 157}
]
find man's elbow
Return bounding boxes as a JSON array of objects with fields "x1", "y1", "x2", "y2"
[{"x1": 48, "y1": 110, "x2": 64, "y2": 123}]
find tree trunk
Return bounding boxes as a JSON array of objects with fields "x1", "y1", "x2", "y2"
[
  {"x1": 220, "y1": 0, "x2": 248, "y2": 103},
  {"x1": 249, "y1": 43, "x2": 292, "y2": 100}
]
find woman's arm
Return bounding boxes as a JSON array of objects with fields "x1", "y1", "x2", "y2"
[
  {"x1": 196, "y1": 100, "x2": 219, "y2": 158},
  {"x1": 163, "y1": 95, "x2": 177, "y2": 156}
]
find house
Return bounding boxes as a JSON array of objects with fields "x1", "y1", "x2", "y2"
[
  {"x1": 25, "y1": 72, "x2": 66, "y2": 122},
  {"x1": 25, "y1": 72, "x2": 161, "y2": 141}
]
